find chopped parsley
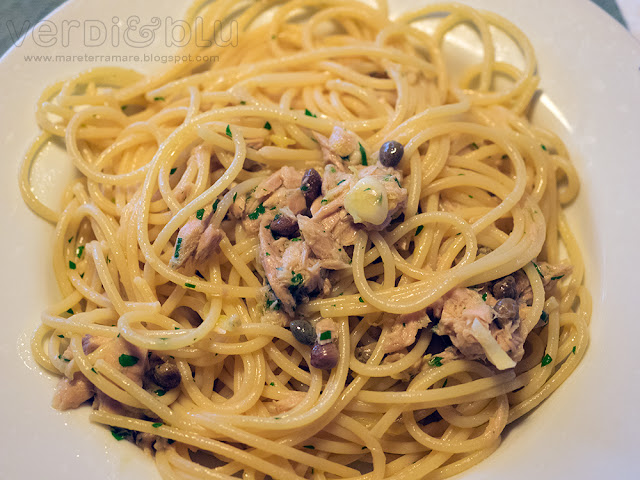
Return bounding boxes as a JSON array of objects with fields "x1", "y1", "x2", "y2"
[
  {"x1": 468, "y1": 194, "x2": 474, "y2": 199},
  {"x1": 226, "y1": 125, "x2": 232, "y2": 137},
  {"x1": 532, "y1": 261, "x2": 544, "y2": 277},
  {"x1": 185, "y1": 282, "x2": 196, "y2": 289},
  {"x1": 304, "y1": 108, "x2": 317, "y2": 118},
  {"x1": 118, "y1": 354, "x2": 139, "y2": 367},
  {"x1": 416, "y1": 225, "x2": 424, "y2": 236},
  {"x1": 320, "y1": 198, "x2": 328, "y2": 205},
  {"x1": 358, "y1": 297, "x2": 364, "y2": 303},
  {"x1": 68, "y1": 236, "x2": 73, "y2": 243},
  {"x1": 154, "y1": 96, "x2": 165, "y2": 101},
  {"x1": 264, "y1": 121, "x2": 272, "y2": 130},
  {"x1": 91, "y1": 368, "x2": 97, "y2": 374},
  {"x1": 155, "y1": 389, "x2": 166, "y2": 396},
  {"x1": 174, "y1": 238, "x2": 182, "y2": 258},
  {"x1": 248, "y1": 203, "x2": 266, "y2": 220},
  {"x1": 442, "y1": 378, "x2": 448, "y2": 388},
  {"x1": 572, "y1": 346, "x2": 576, "y2": 355},
  {"x1": 359, "y1": 142, "x2": 367, "y2": 165},
  {"x1": 319, "y1": 331, "x2": 331, "y2": 341},
  {"x1": 337, "y1": 179, "x2": 346, "y2": 185},
  {"x1": 233, "y1": 192, "x2": 237, "y2": 202},
  {"x1": 550, "y1": 275, "x2": 564, "y2": 280},
  {"x1": 212, "y1": 199, "x2": 220, "y2": 212},
  {"x1": 196, "y1": 208, "x2": 205, "y2": 220},
  {"x1": 290, "y1": 272, "x2": 303, "y2": 286},
  {"x1": 57, "y1": 334, "x2": 64, "y2": 338},
  {"x1": 269, "y1": 382, "x2": 275, "y2": 386},
  {"x1": 502, "y1": 154, "x2": 508, "y2": 159},
  {"x1": 303, "y1": 445, "x2": 315, "y2": 449},
  {"x1": 76, "y1": 246, "x2": 84, "y2": 258},
  {"x1": 300, "y1": 184, "x2": 309, "y2": 191},
  {"x1": 541, "y1": 144, "x2": 547, "y2": 151},
  {"x1": 428, "y1": 356, "x2": 443, "y2": 367},
  {"x1": 69, "y1": 261, "x2": 76, "y2": 270},
  {"x1": 170, "y1": 167, "x2": 177, "y2": 175},
  {"x1": 66, "y1": 308, "x2": 74, "y2": 315},
  {"x1": 290, "y1": 237, "x2": 302, "y2": 242},
  {"x1": 121, "y1": 105, "x2": 127, "y2": 111},
  {"x1": 111, "y1": 427, "x2": 131, "y2": 441},
  {"x1": 152, "y1": 422, "x2": 163, "y2": 428},
  {"x1": 541, "y1": 353, "x2": 552, "y2": 366},
  {"x1": 470, "y1": 142, "x2": 479, "y2": 150},
  {"x1": 482, "y1": 292, "x2": 488, "y2": 301}
]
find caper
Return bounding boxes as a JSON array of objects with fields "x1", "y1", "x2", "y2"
[
  {"x1": 290, "y1": 319, "x2": 316, "y2": 346},
  {"x1": 153, "y1": 362, "x2": 181, "y2": 390},
  {"x1": 270, "y1": 215, "x2": 299, "y2": 238},
  {"x1": 310, "y1": 342, "x2": 339, "y2": 370},
  {"x1": 301, "y1": 168, "x2": 322, "y2": 206},
  {"x1": 494, "y1": 298, "x2": 519, "y2": 323},
  {"x1": 492, "y1": 275, "x2": 517, "y2": 299},
  {"x1": 379, "y1": 140, "x2": 404, "y2": 167}
]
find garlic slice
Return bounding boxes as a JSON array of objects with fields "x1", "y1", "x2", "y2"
[{"x1": 470, "y1": 318, "x2": 516, "y2": 370}]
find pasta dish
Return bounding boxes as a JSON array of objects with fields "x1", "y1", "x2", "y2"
[{"x1": 20, "y1": 0, "x2": 591, "y2": 478}]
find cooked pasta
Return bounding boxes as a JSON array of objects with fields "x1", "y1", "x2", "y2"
[{"x1": 20, "y1": 1, "x2": 590, "y2": 479}]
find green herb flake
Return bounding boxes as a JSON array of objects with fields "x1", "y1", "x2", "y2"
[
  {"x1": 415, "y1": 225, "x2": 424, "y2": 236},
  {"x1": 303, "y1": 445, "x2": 315, "y2": 449},
  {"x1": 359, "y1": 142, "x2": 367, "y2": 165},
  {"x1": 91, "y1": 368, "x2": 97, "y2": 374},
  {"x1": 264, "y1": 121, "x2": 272, "y2": 130},
  {"x1": 290, "y1": 272, "x2": 303, "y2": 286},
  {"x1": 304, "y1": 108, "x2": 317, "y2": 118},
  {"x1": 118, "y1": 354, "x2": 139, "y2": 367},
  {"x1": 428, "y1": 356, "x2": 443, "y2": 367},
  {"x1": 226, "y1": 125, "x2": 232, "y2": 137},
  {"x1": 320, "y1": 198, "x2": 328, "y2": 205},
  {"x1": 269, "y1": 382, "x2": 275, "y2": 386},
  {"x1": 572, "y1": 346, "x2": 576, "y2": 355},
  {"x1": 67, "y1": 236, "x2": 73, "y2": 243},
  {"x1": 233, "y1": 192, "x2": 237, "y2": 202},
  {"x1": 111, "y1": 427, "x2": 131, "y2": 441},
  {"x1": 271, "y1": 34, "x2": 277, "y2": 40},
  {"x1": 358, "y1": 297, "x2": 364, "y2": 303},
  {"x1": 541, "y1": 353, "x2": 553, "y2": 366},
  {"x1": 212, "y1": 199, "x2": 220, "y2": 212},
  {"x1": 69, "y1": 261, "x2": 76, "y2": 270},
  {"x1": 170, "y1": 167, "x2": 177, "y2": 175},
  {"x1": 57, "y1": 334, "x2": 65, "y2": 338},
  {"x1": 319, "y1": 331, "x2": 331, "y2": 341},
  {"x1": 330, "y1": 166, "x2": 336, "y2": 173},
  {"x1": 154, "y1": 96, "x2": 165, "y2": 101},
  {"x1": 532, "y1": 261, "x2": 544, "y2": 277},
  {"x1": 121, "y1": 105, "x2": 127, "y2": 111},
  {"x1": 442, "y1": 379, "x2": 448, "y2": 388},
  {"x1": 340, "y1": 155, "x2": 350, "y2": 161},
  {"x1": 502, "y1": 154, "x2": 508, "y2": 159},
  {"x1": 290, "y1": 237, "x2": 302, "y2": 242},
  {"x1": 482, "y1": 292, "x2": 488, "y2": 301},
  {"x1": 541, "y1": 144, "x2": 547, "y2": 151},
  {"x1": 394, "y1": 177, "x2": 402, "y2": 188},
  {"x1": 196, "y1": 208, "x2": 205, "y2": 220},
  {"x1": 300, "y1": 184, "x2": 309, "y2": 191},
  {"x1": 76, "y1": 245, "x2": 84, "y2": 258},
  {"x1": 62, "y1": 357, "x2": 70, "y2": 362},
  {"x1": 80, "y1": 273, "x2": 84, "y2": 279},
  {"x1": 185, "y1": 282, "x2": 196, "y2": 289},
  {"x1": 155, "y1": 389, "x2": 166, "y2": 396},
  {"x1": 550, "y1": 275, "x2": 564, "y2": 281},
  {"x1": 337, "y1": 179, "x2": 346, "y2": 186},
  {"x1": 471, "y1": 142, "x2": 479, "y2": 150},
  {"x1": 173, "y1": 237, "x2": 183, "y2": 259},
  {"x1": 468, "y1": 194, "x2": 474, "y2": 199},
  {"x1": 152, "y1": 422, "x2": 163, "y2": 428},
  {"x1": 274, "y1": 417, "x2": 280, "y2": 420},
  {"x1": 248, "y1": 203, "x2": 266, "y2": 220},
  {"x1": 66, "y1": 308, "x2": 74, "y2": 315}
]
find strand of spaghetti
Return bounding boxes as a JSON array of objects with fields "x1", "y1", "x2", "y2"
[{"x1": 89, "y1": 410, "x2": 305, "y2": 480}]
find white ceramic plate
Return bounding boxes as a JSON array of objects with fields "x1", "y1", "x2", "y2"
[{"x1": 1, "y1": 0, "x2": 639, "y2": 479}]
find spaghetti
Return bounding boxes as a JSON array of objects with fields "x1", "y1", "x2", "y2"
[{"x1": 21, "y1": 1, "x2": 590, "y2": 479}]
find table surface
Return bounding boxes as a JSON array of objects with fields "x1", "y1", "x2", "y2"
[{"x1": 0, "y1": 0, "x2": 630, "y2": 57}]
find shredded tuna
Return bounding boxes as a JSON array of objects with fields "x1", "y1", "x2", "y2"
[
  {"x1": 435, "y1": 287, "x2": 525, "y2": 364},
  {"x1": 382, "y1": 310, "x2": 430, "y2": 354},
  {"x1": 52, "y1": 372, "x2": 94, "y2": 410},
  {"x1": 82, "y1": 334, "x2": 111, "y2": 355},
  {"x1": 382, "y1": 350, "x2": 424, "y2": 381},
  {"x1": 516, "y1": 262, "x2": 573, "y2": 305},
  {"x1": 265, "y1": 391, "x2": 307, "y2": 415}
]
